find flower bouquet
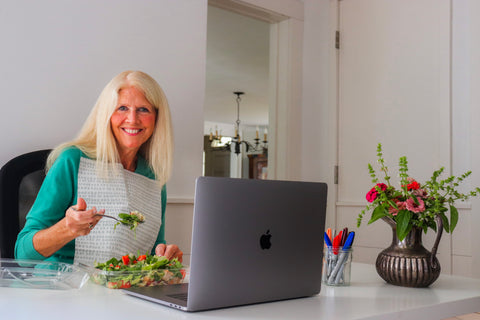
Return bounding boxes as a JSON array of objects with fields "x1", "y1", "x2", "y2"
[{"x1": 357, "y1": 143, "x2": 480, "y2": 241}]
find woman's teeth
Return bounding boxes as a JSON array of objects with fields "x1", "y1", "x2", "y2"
[{"x1": 123, "y1": 128, "x2": 141, "y2": 134}]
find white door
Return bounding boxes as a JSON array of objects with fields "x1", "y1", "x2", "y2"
[{"x1": 336, "y1": 0, "x2": 451, "y2": 270}]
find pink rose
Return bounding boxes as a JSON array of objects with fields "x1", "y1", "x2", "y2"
[
  {"x1": 366, "y1": 183, "x2": 388, "y2": 203},
  {"x1": 376, "y1": 183, "x2": 388, "y2": 191},
  {"x1": 366, "y1": 189, "x2": 378, "y2": 203},
  {"x1": 406, "y1": 197, "x2": 425, "y2": 213},
  {"x1": 389, "y1": 200, "x2": 406, "y2": 216}
]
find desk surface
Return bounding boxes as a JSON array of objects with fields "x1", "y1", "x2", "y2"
[{"x1": 1, "y1": 263, "x2": 479, "y2": 320}]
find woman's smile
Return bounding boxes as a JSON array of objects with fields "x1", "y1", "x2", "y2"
[
  {"x1": 122, "y1": 128, "x2": 143, "y2": 135},
  {"x1": 111, "y1": 86, "x2": 157, "y2": 158}
]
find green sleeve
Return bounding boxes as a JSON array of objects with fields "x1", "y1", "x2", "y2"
[{"x1": 14, "y1": 147, "x2": 82, "y2": 263}]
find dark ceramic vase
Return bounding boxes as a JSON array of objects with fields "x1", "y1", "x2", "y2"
[{"x1": 375, "y1": 216, "x2": 443, "y2": 287}]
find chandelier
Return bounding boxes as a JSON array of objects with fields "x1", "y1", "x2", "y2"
[{"x1": 209, "y1": 91, "x2": 268, "y2": 155}]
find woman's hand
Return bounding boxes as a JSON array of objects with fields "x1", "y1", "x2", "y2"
[
  {"x1": 65, "y1": 197, "x2": 104, "y2": 236},
  {"x1": 155, "y1": 244, "x2": 183, "y2": 262},
  {"x1": 32, "y1": 197, "x2": 104, "y2": 257}
]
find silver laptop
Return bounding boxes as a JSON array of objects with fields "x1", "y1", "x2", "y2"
[{"x1": 123, "y1": 176, "x2": 327, "y2": 312}]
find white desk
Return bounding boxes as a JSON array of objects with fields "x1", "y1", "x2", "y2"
[{"x1": 1, "y1": 263, "x2": 479, "y2": 320}]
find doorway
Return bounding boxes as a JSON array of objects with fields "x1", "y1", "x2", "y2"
[
  {"x1": 204, "y1": 0, "x2": 304, "y2": 181},
  {"x1": 204, "y1": 4, "x2": 270, "y2": 179}
]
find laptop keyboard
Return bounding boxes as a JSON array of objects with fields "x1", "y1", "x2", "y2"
[{"x1": 167, "y1": 292, "x2": 189, "y2": 302}]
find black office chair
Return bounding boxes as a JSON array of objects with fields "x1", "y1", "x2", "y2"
[{"x1": 0, "y1": 149, "x2": 51, "y2": 258}]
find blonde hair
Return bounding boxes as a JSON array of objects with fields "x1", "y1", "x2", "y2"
[{"x1": 47, "y1": 70, "x2": 174, "y2": 185}]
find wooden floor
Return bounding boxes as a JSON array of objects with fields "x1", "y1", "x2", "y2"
[{"x1": 444, "y1": 312, "x2": 480, "y2": 320}]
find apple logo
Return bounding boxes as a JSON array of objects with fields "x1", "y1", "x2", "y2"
[{"x1": 260, "y1": 229, "x2": 272, "y2": 250}]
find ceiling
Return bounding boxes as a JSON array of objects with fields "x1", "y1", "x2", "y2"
[{"x1": 205, "y1": 6, "x2": 270, "y2": 127}]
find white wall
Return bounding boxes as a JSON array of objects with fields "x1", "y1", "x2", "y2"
[
  {"x1": 301, "y1": 0, "x2": 335, "y2": 229},
  {"x1": 0, "y1": 0, "x2": 206, "y2": 200},
  {"x1": 466, "y1": 0, "x2": 480, "y2": 279}
]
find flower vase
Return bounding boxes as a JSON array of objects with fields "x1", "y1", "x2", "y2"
[{"x1": 375, "y1": 216, "x2": 443, "y2": 287}]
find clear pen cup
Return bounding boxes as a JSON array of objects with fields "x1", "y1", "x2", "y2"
[{"x1": 322, "y1": 246, "x2": 353, "y2": 286}]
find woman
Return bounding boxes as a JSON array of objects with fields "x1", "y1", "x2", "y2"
[{"x1": 15, "y1": 70, "x2": 183, "y2": 265}]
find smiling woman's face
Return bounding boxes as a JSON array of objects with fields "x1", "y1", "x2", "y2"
[{"x1": 110, "y1": 86, "x2": 157, "y2": 157}]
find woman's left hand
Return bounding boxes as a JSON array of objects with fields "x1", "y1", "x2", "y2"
[{"x1": 155, "y1": 243, "x2": 183, "y2": 262}]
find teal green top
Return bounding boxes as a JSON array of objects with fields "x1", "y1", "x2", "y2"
[{"x1": 14, "y1": 147, "x2": 167, "y2": 264}]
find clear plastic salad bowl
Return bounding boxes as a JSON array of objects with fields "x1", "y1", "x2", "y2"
[{"x1": 87, "y1": 254, "x2": 187, "y2": 289}]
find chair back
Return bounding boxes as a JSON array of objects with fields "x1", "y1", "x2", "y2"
[{"x1": 0, "y1": 150, "x2": 51, "y2": 258}]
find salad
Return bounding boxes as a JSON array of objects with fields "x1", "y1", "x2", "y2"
[
  {"x1": 92, "y1": 254, "x2": 186, "y2": 289},
  {"x1": 114, "y1": 211, "x2": 145, "y2": 236}
]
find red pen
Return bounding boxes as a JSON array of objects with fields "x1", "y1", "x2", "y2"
[{"x1": 333, "y1": 231, "x2": 342, "y2": 254}]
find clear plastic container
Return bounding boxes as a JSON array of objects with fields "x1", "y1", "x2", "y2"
[
  {"x1": 322, "y1": 247, "x2": 353, "y2": 286},
  {"x1": 0, "y1": 258, "x2": 90, "y2": 290},
  {"x1": 88, "y1": 266, "x2": 188, "y2": 289}
]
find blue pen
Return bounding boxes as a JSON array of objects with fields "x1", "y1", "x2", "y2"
[
  {"x1": 324, "y1": 232, "x2": 332, "y2": 248},
  {"x1": 324, "y1": 232, "x2": 333, "y2": 278},
  {"x1": 342, "y1": 231, "x2": 355, "y2": 250}
]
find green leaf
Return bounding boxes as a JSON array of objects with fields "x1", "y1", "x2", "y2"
[
  {"x1": 439, "y1": 213, "x2": 450, "y2": 233},
  {"x1": 397, "y1": 224, "x2": 413, "y2": 241},
  {"x1": 368, "y1": 206, "x2": 388, "y2": 224},
  {"x1": 396, "y1": 210, "x2": 412, "y2": 240},
  {"x1": 449, "y1": 205, "x2": 459, "y2": 233}
]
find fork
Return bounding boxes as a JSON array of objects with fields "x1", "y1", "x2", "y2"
[
  {"x1": 94, "y1": 213, "x2": 122, "y2": 222},
  {"x1": 94, "y1": 213, "x2": 134, "y2": 226},
  {"x1": 94, "y1": 213, "x2": 144, "y2": 225}
]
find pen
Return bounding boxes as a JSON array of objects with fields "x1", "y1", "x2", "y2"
[
  {"x1": 328, "y1": 231, "x2": 355, "y2": 285},
  {"x1": 324, "y1": 232, "x2": 332, "y2": 248},
  {"x1": 334, "y1": 232, "x2": 355, "y2": 284},
  {"x1": 343, "y1": 231, "x2": 355, "y2": 250},
  {"x1": 332, "y1": 232, "x2": 342, "y2": 255},
  {"x1": 340, "y1": 227, "x2": 348, "y2": 246},
  {"x1": 324, "y1": 228, "x2": 331, "y2": 248},
  {"x1": 324, "y1": 232, "x2": 333, "y2": 277}
]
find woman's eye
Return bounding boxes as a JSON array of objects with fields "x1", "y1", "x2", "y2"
[
  {"x1": 118, "y1": 105, "x2": 128, "y2": 111},
  {"x1": 138, "y1": 107, "x2": 151, "y2": 113}
]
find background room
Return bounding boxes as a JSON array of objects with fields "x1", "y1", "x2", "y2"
[{"x1": 2, "y1": 0, "x2": 480, "y2": 280}]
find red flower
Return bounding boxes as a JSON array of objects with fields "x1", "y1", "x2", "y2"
[
  {"x1": 407, "y1": 181, "x2": 420, "y2": 190},
  {"x1": 366, "y1": 183, "x2": 388, "y2": 203},
  {"x1": 366, "y1": 189, "x2": 378, "y2": 203},
  {"x1": 376, "y1": 183, "x2": 388, "y2": 191}
]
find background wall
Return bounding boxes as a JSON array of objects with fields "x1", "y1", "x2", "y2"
[{"x1": 0, "y1": 0, "x2": 206, "y2": 199}]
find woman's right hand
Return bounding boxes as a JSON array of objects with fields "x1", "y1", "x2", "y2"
[
  {"x1": 33, "y1": 197, "x2": 104, "y2": 257},
  {"x1": 65, "y1": 198, "x2": 104, "y2": 236}
]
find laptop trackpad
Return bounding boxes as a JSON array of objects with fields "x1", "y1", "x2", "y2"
[{"x1": 123, "y1": 283, "x2": 189, "y2": 307}]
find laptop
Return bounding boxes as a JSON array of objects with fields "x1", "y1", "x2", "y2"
[{"x1": 123, "y1": 176, "x2": 328, "y2": 312}]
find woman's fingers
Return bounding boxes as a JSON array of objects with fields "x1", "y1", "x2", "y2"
[
  {"x1": 155, "y1": 243, "x2": 166, "y2": 256},
  {"x1": 75, "y1": 197, "x2": 87, "y2": 211},
  {"x1": 156, "y1": 244, "x2": 183, "y2": 262},
  {"x1": 65, "y1": 200, "x2": 104, "y2": 235}
]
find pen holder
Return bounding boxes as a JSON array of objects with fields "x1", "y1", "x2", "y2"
[{"x1": 322, "y1": 247, "x2": 353, "y2": 286}]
